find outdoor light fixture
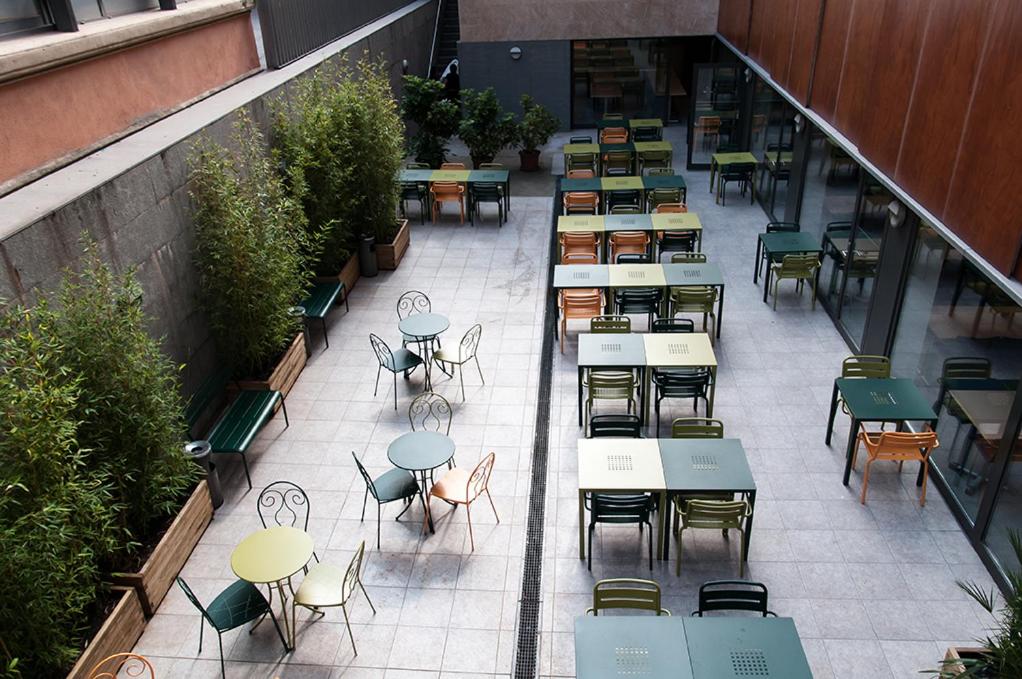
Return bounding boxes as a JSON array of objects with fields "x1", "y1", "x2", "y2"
[
  {"x1": 887, "y1": 199, "x2": 907, "y2": 229},
  {"x1": 794, "y1": 114, "x2": 805, "y2": 133},
  {"x1": 510, "y1": 46, "x2": 522, "y2": 60},
  {"x1": 744, "y1": 67, "x2": 752, "y2": 83}
]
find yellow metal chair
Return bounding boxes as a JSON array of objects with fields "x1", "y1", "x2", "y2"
[
  {"x1": 585, "y1": 578, "x2": 671, "y2": 615},
  {"x1": 670, "y1": 286, "x2": 717, "y2": 337},
  {"x1": 674, "y1": 499, "x2": 751, "y2": 576},
  {"x1": 769, "y1": 253, "x2": 821, "y2": 309}
]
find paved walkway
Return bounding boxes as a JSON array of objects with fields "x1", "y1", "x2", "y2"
[{"x1": 134, "y1": 127, "x2": 997, "y2": 679}]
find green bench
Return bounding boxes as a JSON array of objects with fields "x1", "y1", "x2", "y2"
[
  {"x1": 186, "y1": 369, "x2": 289, "y2": 489},
  {"x1": 300, "y1": 280, "x2": 348, "y2": 348}
]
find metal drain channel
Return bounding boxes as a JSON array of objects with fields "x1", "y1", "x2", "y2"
[{"x1": 513, "y1": 190, "x2": 560, "y2": 679}]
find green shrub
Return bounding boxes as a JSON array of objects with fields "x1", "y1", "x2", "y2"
[
  {"x1": 54, "y1": 242, "x2": 197, "y2": 551},
  {"x1": 401, "y1": 75, "x2": 460, "y2": 168},
  {"x1": 458, "y1": 88, "x2": 516, "y2": 166},
  {"x1": 190, "y1": 111, "x2": 315, "y2": 377},
  {"x1": 517, "y1": 94, "x2": 561, "y2": 151},
  {"x1": 0, "y1": 304, "x2": 121, "y2": 677}
]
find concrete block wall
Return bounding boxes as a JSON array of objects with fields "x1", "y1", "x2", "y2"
[{"x1": 0, "y1": 1, "x2": 438, "y2": 395}]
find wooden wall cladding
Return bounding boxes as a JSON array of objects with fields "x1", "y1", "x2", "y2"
[
  {"x1": 832, "y1": 0, "x2": 885, "y2": 144},
  {"x1": 784, "y1": 0, "x2": 823, "y2": 104},
  {"x1": 717, "y1": 0, "x2": 752, "y2": 53},
  {"x1": 807, "y1": 0, "x2": 853, "y2": 122}
]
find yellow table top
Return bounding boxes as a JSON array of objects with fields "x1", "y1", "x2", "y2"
[
  {"x1": 711, "y1": 152, "x2": 757, "y2": 166},
  {"x1": 651, "y1": 213, "x2": 703, "y2": 232},
  {"x1": 949, "y1": 389, "x2": 1016, "y2": 442},
  {"x1": 602, "y1": 176, "x2": 645, "y2": 190},
  {"x1": 431, "y1": 170, "x2": 470, "y2": 181},
  {"x1": 634, "y1": 141, "x2": 673, "y2": 153},
  {"x1": 231, "y1": 526, "x2": 315, "y2": 584},
  {"x1": 564, "y1": 143, "x2": 601, "y2": 155},
  {"x1": 643, "y1": 332, "x2": 717, "y2": 368},
  {"x1": 630, "y1": 118, "x2": 663, "y2": 128},
  {"x1": 609, "y1": 263, "x2": 667, "y2": 288},
  {"x1": 558, "y1": 215, "x2": 605, "y2": 233},
  {"x1": 578, "y1": 439, "x2": 666, "y2": 491}
]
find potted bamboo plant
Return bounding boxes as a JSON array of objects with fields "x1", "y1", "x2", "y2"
[{"x1": 515, "y1": 94, "x2": 560, "y2": 172}]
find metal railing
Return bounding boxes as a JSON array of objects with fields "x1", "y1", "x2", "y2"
[
  {"x1": 426, "y1": 0, "x2": 444, "y2": 78},
  {"x1": 258, "y1": 0, "x2": 413, "y2": 68}
]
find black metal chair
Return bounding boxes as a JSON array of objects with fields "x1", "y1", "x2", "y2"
[
  {"x1": 757, "y1": 221, "x2": 801, "y2": 278},
  {"x1": 718, "y1": 162, "x2": 756, "y2": 206},
  {"x1": 614, "y1": 287, "x2": 662, "y2": 331},
  {"x1": 691, "y1": 580, "x2": 776, "y2": 617},
  {"x1": 652, "y1": 368, "x2": 711, "y2": 436},
  {"x1": 615, "y1": 253, "x2": 651, "y2": 265},
  {"x1": 471, "y1": 182, "x2": 504, "y2": 226},
  {"x1": 588, "y1": 413, "x2": 642, "y2": 439},
  {"x1": 652, "y1": 317, "x2": 694, "y2": 333},
  {"x1": 606, "y1": 189, "x2": 642, "y2": 212},
  {"x1": 400, "y1": 182, "x2": 427, "y2": 224},
  {"x1": 570, "y1": 135, "x2": 593, "y2": 144},
  {"x1": 587, "y1": 494, "x2": 656, "y2": 571},
  {"x1": 257, "y1": 481, "x2": 319, "y2": 563},
  {"x1": 351, "y1": 452, "x2": 420, "y2": 549},
  {"x1": 657, "y1": 230, "x2": 697, "y2": 259}
]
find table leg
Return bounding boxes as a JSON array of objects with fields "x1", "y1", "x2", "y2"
[
  {"x1": 707, "y1": 366, "x2": 717, "y2": 418},
  {"x1": 825, "y1": 381, "x2": 839, "y2": 445},
  {"x1": 505, "y1": 177, "x2": 511, "y2": 213},
  {"x1": 578, "y1": 489, "x2": 586, "y2": 560},
  {"x1": 762, "y1": 260, "x2": 772, "y2": 303},
  {"x1": 744, "y1": 489, "x2": 756, "y2": 562},
  {"x1": 754, "y1": 239, "x2": 762, "y2": 284},
  {"x1": 717, "y1": 285, "x2": 724, "y2": 339},
  {"x1": 420, "y1": 471, "x2": 435, "y2": 533},
  {"x1": 656, "y1": 491, "x2": 666, "y2": 562},
  {"x1": 578, "y1": 366, "x2": 584, "y2": 428},
  {"x1": 272, "y1": 581, "x2": 294, "y2": 650},
  {"x1": 842, "y1": 416, "x2": 859, "y2": 485},
  {"x1": 643, "y1": 366, "x2": 652, "y2": 426},
  {"x1": 709, "y1": 160, "x2": 717, "y2": 193}
]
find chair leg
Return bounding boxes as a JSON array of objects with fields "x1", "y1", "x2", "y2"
[
  {"x1": 647, "y1": 520, "x2": 653, "y2": 570},
  {"x1": 587, "y1": 522, "x2": 595, "y2": 571},
  {"x1": 360, "y1": 487, "x2": 368, "y2": 521},
  {"x1": 485, "y1": 488, "x2": 500, "y2": 522},
  {"x1": 341, "y1": 603, "x2": 357, "y2": 656},
  {"x1": 373, "y1": 366, "x2": 382, "y2": 396},
  {"x1": 266, "y1": 605, "x2": 289, "y2": 652},
  {"x1": 739, "y1": 530, "x2": 746, "y2": 576},
  {"x1": 198, "y1": 619, "x2": 204, "y2": 654},
  {"x1": 218, "y1": 633, "x2": 226, "y2": 679},
  {"x1": 475, "y1": 356, "x2": 485, "y2": 384},
  {"x1": 459, "y1": 364, "x2": 466, "y2": 402},
  {"x1": 920, "y1": 458, "x2": 929, "y2": 507},
  {"x1": 860, "y1": 458, "x2": 874, "y2": 504},
  {"x1": 393, "y1": 373, "x2": 398, "y2": 410},
  {"x1": 675, "y1": 527, "x2": 683, "y2": 576},
  {"x1": 466, "y1": 504, "x2": 474, "y2": 551},
  {"x1": 377, "y1": 504, "x2": 382, "y2": 549},
  {"x1": 358, "y1": 578, "x2": 377, "y2": 614}
]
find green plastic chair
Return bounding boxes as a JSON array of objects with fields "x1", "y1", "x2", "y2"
[
  {"x1": 648, "y1": 187, "x2": 682, "y2": 211},
  {"x1": 671, "y1": 252, "x2": 708, "y2": 264},
  {"x1": 770, "y1": 254, "x2": 821, "y2": 310},
  {"x1": 603, "y1": 150, "x2": 633, "y2": 177},
  {"x1": 176, "y1": 577, "x2": 288, "y2": 677},
  {"x1": 585, "y1": 578, "x2": 670, "y2": 615},
  {"x1": 670, "y1": 286, "x2": 717, "y2": 337},
  {"x1": 647, "y1": 167, "x2": 675, "y2": 176},
  {"x1": 672, "y1": 417, "x2": 724, "y2": 439},
  {"x1": 293, "y1": 540, "x2": 376, "y2": 656},
  {"x1": 352, "y1": 452, "x2": 420, "y2": 549},
  {"x1": 585, "y1": 371, "x2": 636, "y2": 424},
  {"x1": 590, "y1": 315, "x2": 631, "y2": 333},
  {"x1": 567, "y1": 152, "x2": 598, "y2": 173},
  {"x1": 639, "y1": 149, "x2": 671, "y2": 174},
  {"x1": 674, "y1": 499, "x2": 751, "y2": 576}
]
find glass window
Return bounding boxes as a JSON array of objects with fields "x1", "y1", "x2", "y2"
[
  {"x1": 890, "y1": 223, "x2": 1022, "y2": 521},
  {"x1": 986, "y1": 445, "x2": 1022, "y2": 574},
  {"x1": 571, "y1": 39, "x2": 672, "y2": 128},
  {"x1": 689, "y1": 63, "x2": 739, "y2": 166},
  {"x1": 0, "y1": 0, "x2": 49, "y2": 35},
  {"x1": 751, "y1": 78, "x2": 795, "y2": 221}
]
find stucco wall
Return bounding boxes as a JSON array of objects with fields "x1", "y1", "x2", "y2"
[
  {"x1": 459, "y1": 0, "x2": 719, "y2": 42},
  {"x1": 0, "y1": 1, "x2": 437, "y2": 394}
]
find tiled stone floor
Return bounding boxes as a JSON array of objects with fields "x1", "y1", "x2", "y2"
[{"x1": 135, "y1": 127, "x2": 998, "y2": 678}]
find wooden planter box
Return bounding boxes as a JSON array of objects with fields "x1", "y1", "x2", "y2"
[
  {"x1": 66, "y1": 588, "x2": 146, "y2": 679},
  {"x1": 237, "y1": 333, "x2": 306, "y2": 399},
  {"x1": 377, "y1": 219, "x2": 410, "y2": 270},
  {"x1": 944, "y1": 646, "x2": 990, "y2": 675},
  {"x1": 111, "y1": 481, "x2": 213, "y2": 617}
]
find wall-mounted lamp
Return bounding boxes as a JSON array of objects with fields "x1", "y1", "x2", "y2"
[
  {"x1": 510, "y1": 46, "x2": 522, "y2": 61},
  {"x1": 887, "y1": 199, "x2": 907, "y2": 229},
  {"x1": 793, "y1": 114, "x2": 805, "y2": 133},
  {"x1": 743, "y1": 67, "x2": 752, "y2": 83},
  {"x1": 390, "y1": 58, "x2": 408, "y2": 75}
]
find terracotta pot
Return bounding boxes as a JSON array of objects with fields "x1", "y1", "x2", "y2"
[
  {"x1": 519, "y1": 149, "x2": 541, "y2": 172},
  {"x1": 377, "y1": 219, "x2": 410, "y2": 270}
]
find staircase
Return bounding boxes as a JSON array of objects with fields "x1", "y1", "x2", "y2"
[{"x1": 430, "y1": 0, "x2": 460, "y2": 79}]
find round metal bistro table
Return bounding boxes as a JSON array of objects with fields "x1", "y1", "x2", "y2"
[
  {"x1": 398, "y1": 312, "x2": 450, "y2": 391},
  {"x1": 387, "y1": 430, "x2": 456, "y2": 534},
  {"x1": 230, "y1": 525, "x2": 314, "y2": 650}
]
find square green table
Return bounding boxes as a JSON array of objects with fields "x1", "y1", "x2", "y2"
[
  {"x1": 643, "y1": 332, "x2": 717, "y2": 423},
  {"x1": 662, "y1": 262, "x2": 725, "y2": 338},
  {"x1": 576, "y1": 332, "x2": 647, "y2": 427},
  {"x1": 560, "y1": 177, "x2": 603, "y2": 193},
  {"x1": 709, "y1": 151, "x2": 758, "y2": 193},
  {"x1": 574, "y1": 616, "x2": 692, "y2": 679},
  {"x1": 659, "y1": 438, "x2": 756, "y2": 560},
  {"x1": 826, "y1": 377, "x2": 938, "y2": 485},
  {"x1": 755, "y1": 232, "x2": 822, "y2": 303},
  {"x1": 683, "y1": 617, "x2": 813, "y2": 679}
]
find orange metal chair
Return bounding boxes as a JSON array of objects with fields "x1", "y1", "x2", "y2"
[
  {"x1": 430, "y1": 182, "x2": 465, "y2": 223},
  {"x1": 559, "y1": 288, "x2": 604, "y2": 353},
  {"x1": 600, "y1": 127, "x2": 629, "y2": 144},
  {"x1": 609, "y1": 231, "x2": 650, "y2": 263},
  {"x1": 441, "y1": 162, "x2": 466, "y2": 169},
  {"x1": 427, "y1": 452, "x2": 499, "y2": 551},
  {"x1": 654, "y1": 203, "x2": 688, "y2": 214},
  {"x1": 852, "y1": 429, "x2": 939, "y2": 506},
  {"x1": 564, "y1": 191, "x2": 600, "y2": 215},
  {"x1": 560, "y1": 231, "x2": 600, "y2": 259},
  {"x1": 87, "y1": 653, "x2": 155, "y2": 679},
  {"x1": 568, "y1": 169, "x2": 596, "y2": 179},
  {"x1": 562, "y1": 252, "x2": 599, "y2": 265}
]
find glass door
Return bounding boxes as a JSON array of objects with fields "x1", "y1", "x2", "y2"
[{"x1": 687, "y1": 63, "x2": 740, "y2": 168}]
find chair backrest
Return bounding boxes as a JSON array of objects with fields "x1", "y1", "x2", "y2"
[
  {"x1": 562, "y1": 252, "x2": 599, "y2": 265},
  {"x1": 570, "y1": 135, "x2": 593, "y2": 144},
  {"x1": 617, "y1": 287, "x2": 662, "y2": 306},
  {"x1": 602, "y1": 113, "x2": 624, "y2": 120},
  {"x1": 697, "y1": 115, "x2": 721, "y2": 130},
  {"x1": 841, "y1": 355, "x2": 891, "y2": 379},
  {"x1": 633, "y1": 126, "x2": 661, "y2": 141},
  {"x1": 458, "y1": 323, "x2": 482, "y2": 361},
  {"x1": 607, "y1": 189, "x2": 641, "y2": 206},
  {"x1": 671, "y1": 252, "x2": 707, "y2": 264},
  {"x1": 257, "y1": 481, "x2": 312, "y2": 531},
  {"x1": 176, "y1": 577, "x2": 213, "y2": 625},
  {"x1": 605, "y1": 150, "x2": 632, "y2": 165},
  {"x1": 407, "y1": 162, "x2": 430, "y2": 169},
  {"x1": 600, "y1": 127, "x2": 628, "y2": 143},
  {"x1": 766, "y1": 221, "x2": 800, "y2": 233},
  {"x1": 441, "y1": 162, "x2": 466, "y2": 169},
  {"x1": 650, "y1": 188, "x2": 682, "y2": 205},
  {"x1": 397, "y1": 290, "x2": 431, "y2": 320},
  {"x1": 351, "y1": 452, "x2": 379, "y2": 500},
  {"x1": 589, "y1": 371, "x2": 635, "y2": 400},
  {"x1": 478, "y1": 162, "x2": 505, "y2": 170},
  {"x1": 652, "y1": 317, "x2": 695, "y2": 333},
  {"x1": 561, "y1": 289, "x2": 603, "y2": 319},
  {"x1": 654, "y1": 203, "x2": 687, "y2": 214},
  {"x1": 615, "y1": 253, "x2": 651, "y2": 264},
  {"x1": 872, "y1": 431, "x2": 940, "y2": 458},
  {"x1": 431, "y1": 181, "x2": 463, "y2": 197},
  {"x1": 672, "y1": 286, "x2": 717, "y2": 306},
  {"x1": 369, "y1": 333, "x2": 394, "y2": 368},
  {"x1": 694, "y1": 580, "x2": 773, "y2": 617},
  {"x1": 87, "y1": 653, "x2": 156, "y2": 679},
  {"x1": 671, "y1": 417, "x2": 724, "y2": 439},
  {"x1": 647, "y1": 167, "x2": 675, "y2": 176},
  {"x1": 589, "y1": 414, "x2": 642, "y2": 438},
  {"x1": 590, "y1": 494, "x2": 653, "y2": 524},
  {"x1": 567, "y1": 152, "x2": 597, "y2": 171},
  {"x1": 564, "y1": 192, "x2": 600, "y2": 212},
  {"x1": 609, "y1": 204, "x2": 642, "y2": 215},
  {"x1": 778, "y1": 253, "x2": 820, "y2": 275},
  {"x1": 409, "y1": 391, "x2": 453, "y2": 434},
  {"x1": 590, "y1": 315, "x2": 631, "y2": 333},
  {"x1": 680, "y1": 499, "x2": 748, "y2": 529},
  {"x1": 639, "y1": 150, "x2": 670, "y2": 163},
  {"x1": 826, "y1": 220, "x2": 853, "y2": 233},
  {"x1": 466, "y1": 452, "x2": 496, "y2": 502},
  {"x1": 722, "y1": 162, "x2": 756, "y2": 177},
  {"x1": 610, "y1": 231, "x2": 650, "y2": 247},
  {"x1": 567, "y1": 169, "x2": 595, "y2": 179},
  {"x1": 589, "y1": 578, "x2": 667, "y2": 615},
  {"x1": 341, "y1": 540, "x2": 368, "y2": 604},
  {"x1": 941, "y1": 357, "x2": 992, "y2": 381},
  {"x1": 561, "y1": 231, "x2": 599, "y2": 247},
  {"x1": 473, "y1": 183, "x2": 502, "y2": 200}
]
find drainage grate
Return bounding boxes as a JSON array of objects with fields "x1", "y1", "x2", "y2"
[
  {"x1": 731, "y1": 649, "x2": 769, "y2": 676},
  {"x1": 514, "y1": 194, "x2": 559, "y2": 679}
]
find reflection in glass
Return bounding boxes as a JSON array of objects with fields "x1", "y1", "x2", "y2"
[
  {"x1": 750, "y1": 78, "x2": 795, "y2": 220},
  {"x1": 690, "y1": 64, "x2": 739, "y2": 165},
  {"x1": 829, "y1": 177, "x2": 887, "y2": 342},
  {"x1": 986, "y1": 448, "x2": 1022, "y2": 574},
  {"x1": 890, "y1": 224, "x2": 1022, "y2": 520},
  {"x1": 571, "y1": 40, "x2": 672, "y2": 128}
]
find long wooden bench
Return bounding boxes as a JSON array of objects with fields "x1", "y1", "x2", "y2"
[
  {"x1": 301, "y1": 280, "x2": 348, "y2": 348},
  {"x1": 186, "y1": 369, "x2": 288, "y2": 489}
]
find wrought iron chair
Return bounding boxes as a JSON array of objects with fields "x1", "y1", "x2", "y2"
[
  {"x1": 692, "y1": 580, "x2": 776, "y2": 617},
  {"x1": 432, "y1": 324, "x2": 484, "y2": 402},
  {"x1": 257, "y1": 480, "x2": 319, "y2": 564},
  {"x1": 351, "y1": 451, "x2": 420, "y2": 549},
  {"x1": 427, "y1": 452, "x2": 499, "y2": 551},
  {"x1": 585, "y1": 578, "x2": 670, "y2": 615},
  {"x1": 369, "y1": 333, "x2": 423, "y2": 410},
  {"x1": 86, "y1": 653, "x2": 155, "y2": 679}
]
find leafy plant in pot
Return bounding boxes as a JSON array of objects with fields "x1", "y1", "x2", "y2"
[
  {"x1": 516, "y1": 94, "x2": 560, "y2": 172},
  {"x1": 933, "y1": 530, "x2": 1022, "y2": 678},
  {"x1": 401, "y1": 75, "x2": 460, "y2": 168},
  {"x1": 458, "y1": 87, "x2": 517, "y2": 168}
]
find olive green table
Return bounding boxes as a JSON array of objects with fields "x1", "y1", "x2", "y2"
[
  {"x1": 652, "y1": 212, "x2": 704, "y2": 251},
  {"x1": 709, "y1": 151, "x2": 757, "y2": 193},
  {"x1": 826, "y1": 377, "x2": 937, "y2": 485},
  {"x1": 576, "y1": 438, "x2": 666, "y2": 561},
  {"x1": 231, "y1": 526, "x2": 315, "y2": 650},
  {"x1": 659, "y1": 438, "x2": 755, "y2": 560},
  {"x1": 662, "y1": 262, "x2": 725, "y2": 338},
  {"x1": 754, "y1": 232, "x2": 822, "y2": 303}
]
